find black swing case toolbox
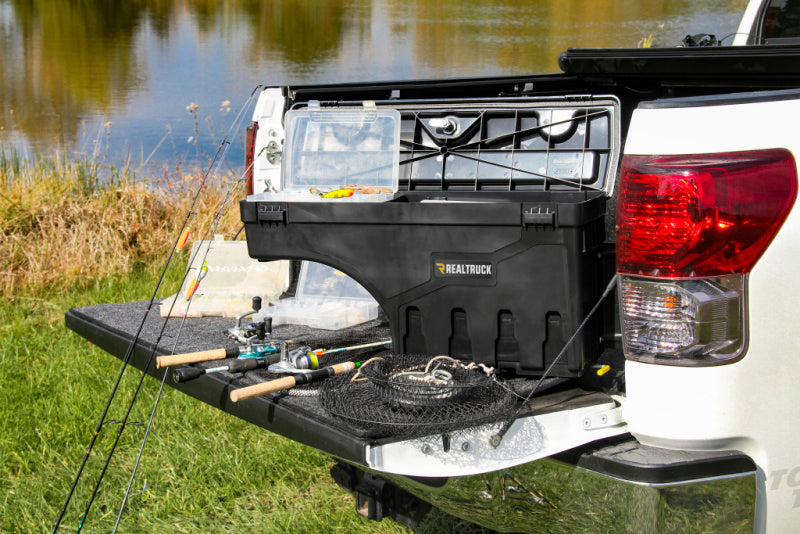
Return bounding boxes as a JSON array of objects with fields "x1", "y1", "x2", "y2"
[{"x1": 241, "y1": 91, "x2": 618, "y2": 378}]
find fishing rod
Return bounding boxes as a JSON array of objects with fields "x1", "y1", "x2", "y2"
[
  {"x1": 164, "y1": 338, "x2": 393, "y2": 387},
  {"x1": 78, "y1": 151, "x2": 248, "y2": 533},
  {"x1": 52, "y1": 170, "x2": 213, "y2": 531},
  {"x1": 170, "y1": 344, "x2": 313, "y2": 383},
  {"x1": 229, "y1": 361, "x2": 360, "y2": 402},
  {"x1": 108, "y1": 153, "x2": 261, "y2": 531},
  {"x1": 311, "y1": 339, "x2": 391, "y2": 356},
  {"x1": 54, "y1": 88, "x2": 261, "y2": 533},
  {"x1": 156, "y1": 345, "x2": 269, "y2": 369},
  {"x1": 109, "y1": 101, "x2": 271, "y2": 532},
  {"x1": 172, "y1": 354, "x2": 279, "y2": 383},
  {"x1": 156, "y1": 338, "x2": 390, "y2": 370}
]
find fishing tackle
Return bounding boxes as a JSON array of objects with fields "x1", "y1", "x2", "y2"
[
  {"x1": 322, "y1": 188, "x2": 354, "y2": 198},
  {"x1": 265, "y1": 344, "x2": 320, "y2": 373},
  {"x1": 344, "y1": 185, "x2": 393, "y2": 194},
  {"x1": 226, "y1": 296, "x2": 267, "y2": 343},
  {"x1": 184, "y1": 260, "x2": 208, "y2": 300},
  {"x1": 155, "y1": 341, "x2": 279, "y2": 369},
  {"x1": 176, "y1": 227, "x2": 191, "y2": 251},
  {"x1": 311, "y1": 339, "x2": 391, "y2": 356},
  {"x1": 54, "y1": 86, "x2": 263, "y2": 534},
  {"x1": 267, "y1": 340, "x2": 392, "y2": 373},
  {"x1": 308, "y1": 187, "x2": 354, "y2": 198},
  {"x1": 172, "y1": 354, "x2": 280, "y2": 383},
  {"x1": 230, "y1": 361, "x2": 360, "y2": 402}
]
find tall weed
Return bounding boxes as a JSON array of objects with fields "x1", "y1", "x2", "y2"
[{"x1": 0, "y1": 150, "x2": 242, "y2": 294}]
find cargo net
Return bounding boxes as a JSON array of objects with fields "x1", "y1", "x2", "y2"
[{"x1": 319, "y1": 354, "x2": 517, "y2": 439}]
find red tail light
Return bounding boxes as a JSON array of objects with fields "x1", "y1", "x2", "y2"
[
  {"x1": 617, "y1": 150, "x2": 797, "y2": 278},
  {"x1": 244, "y1": 121, "x2": 258, "y2": 196},
  {"x1": 617, "y1": 150, "x2": 797, "y2": 366}
]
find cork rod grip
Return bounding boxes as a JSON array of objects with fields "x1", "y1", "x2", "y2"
[
  {"x1": 328, "y1": 362, "x2": 355, "y2": 374},
  {"x1": 156, "y1": 347, "x2": 233, "y2": 369},
  {"x1": 230, "y1": 376, "x2": 297, "y2": 402},
  {"x1": 229, "y1": 362, "x2": 356, "y2": 403}
]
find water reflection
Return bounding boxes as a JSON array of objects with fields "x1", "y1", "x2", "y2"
[
  {"x1": 239, "y1": 1, "x2": 351, "y2": 66},
  {"x1": 2, "y1": 0, "x2": 149, "y2": 146},
  {"x1": 0, "y1": 0, "x2": 748, "y2": 164}
]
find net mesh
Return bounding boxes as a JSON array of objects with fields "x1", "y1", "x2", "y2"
[{"x1": 319, "y1": 354, "x2": 517, "y2": 439}]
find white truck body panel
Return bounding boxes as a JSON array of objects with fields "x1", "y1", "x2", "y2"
[
  {"x1": 733, "y1": 0, "x2": 764, "y2": 45},
  {"x1": 623, "y1": 94, "x2": 800, "y2": 533},
  {"x1": 250, "y1": 87, "x2": 285, "y2": 194}
]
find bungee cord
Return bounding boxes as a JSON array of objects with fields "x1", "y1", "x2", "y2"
[{"x1": 490, "y1": 274, "x2": 618, "y2": 448}]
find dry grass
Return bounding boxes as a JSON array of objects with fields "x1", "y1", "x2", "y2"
[
  {"x1": 0, "y1": 150, "x2": 431, "y2": 533},
  {"x1": 0, "y1": 150, "x2": 243, "y2": 294}
]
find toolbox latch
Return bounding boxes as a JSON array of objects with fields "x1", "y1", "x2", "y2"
[
  {"x1": 257, "y1": 204, "x2": 286, "y2": 224},
  {"x1": 522, "y1": 206, "x2": 556, "y2": 227}
]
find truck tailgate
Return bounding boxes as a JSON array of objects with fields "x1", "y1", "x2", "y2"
[{"x1": 66, "y1": 300, "x2": 627, "y2": 476}]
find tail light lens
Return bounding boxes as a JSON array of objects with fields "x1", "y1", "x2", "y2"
[
  {"x1": 617, "y1": 150, "x2": 797, "y2": 366},
  {"x1": 244, "y1": 121, "x2": 258, "y2": 196},
  {"x1": 620, "y1": 275, "x2": 744, "y2": 364}
]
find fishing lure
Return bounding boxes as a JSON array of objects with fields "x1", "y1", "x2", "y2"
[
  {"x1": 184, "y1": 261, "x2": 208, "y2": 300},
  {"x1": 309, "y1": 187, "x2": 354, "y2": 198}
]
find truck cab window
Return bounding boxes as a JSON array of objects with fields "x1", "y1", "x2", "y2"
[{"x1": 761, "y1": 0, "x2": 800, "y2": 43}]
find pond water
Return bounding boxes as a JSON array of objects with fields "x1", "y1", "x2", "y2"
[{"x1": 0, "y1": 0, "x2": 748, "y2": 172}]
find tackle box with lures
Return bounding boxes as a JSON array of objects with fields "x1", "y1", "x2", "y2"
[{"x1": 241, "y1": 92, "x2": 620, "y2": 378}]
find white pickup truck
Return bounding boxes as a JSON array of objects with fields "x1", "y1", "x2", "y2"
[{"x1": 67, "y1": 0, "x2": 800, "y2": 532}]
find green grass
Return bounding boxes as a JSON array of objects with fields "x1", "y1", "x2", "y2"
[
  {"x1": 0, "y1": 150, "x2": 419, "y2": 532},
  {"x1": 0, "y1": 269, "x2": 419, "y2": 533},
  {"x1": 1, "y1": 150, "x2": 754, "y2": 533}
]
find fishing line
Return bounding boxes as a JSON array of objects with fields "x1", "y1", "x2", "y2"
[
  {"x1": 76, "y1": 98, "x2": 257, "y2": 533},
  {"x1": 54, "y1": 87, "x2": 261, "y2": 533},
  {"x1": 79, "y1": 170, "x2": 245, "y2": 533},
  {"x1": 491, "y1": 274, "x2": 618, "y2": 448},
  {"x1": 111, "y1": 156, "x2": 256, "y2": 533}
]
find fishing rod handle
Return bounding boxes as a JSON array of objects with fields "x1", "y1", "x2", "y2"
[
  {"x1": 229, "y1": 362, "x2": 357, "y2": 402},
  {"x1": 230, "y1": 376, "x2": 298, "y2": 402},
  {"x1": 173, "y1": 366, "x2": 205, "y2": 382},
  {"x1": 156, "y1": 346, "x2": 238, "y2": 368}
]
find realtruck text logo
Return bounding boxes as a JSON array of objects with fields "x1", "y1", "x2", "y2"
[{"x1": 433, "y1": 259, "x2": 493, "y2": 279}]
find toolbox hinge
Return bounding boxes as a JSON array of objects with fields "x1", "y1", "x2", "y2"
[
  {"x1": 522, "y1": 206, "x2": 556, "y2": 227},
  {"x1": 257, "y1": 204, "x2": 287, "y2": 224}
]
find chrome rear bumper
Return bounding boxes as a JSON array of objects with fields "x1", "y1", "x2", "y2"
[{"x1": 335, "y1": 438, "x2": 756, "y2": 533}]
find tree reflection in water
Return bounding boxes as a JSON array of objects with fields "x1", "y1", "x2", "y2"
[{"x1": 0, "y1": 0, "x2": 747, "y2": 160}]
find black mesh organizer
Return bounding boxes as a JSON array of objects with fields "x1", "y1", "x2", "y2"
[{"x1": 242, "y1": 97, "x2": 616, "y2": 378}]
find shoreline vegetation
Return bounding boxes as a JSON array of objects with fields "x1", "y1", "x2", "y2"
[
  {"x1": 0, "y1": 150, "x2": 482, "y2": 532},
  {"x1": 0, "y1": 149, "x2": 241, "y2": 294}
]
